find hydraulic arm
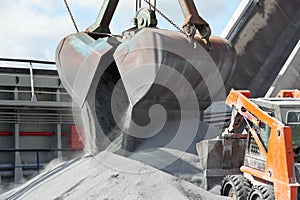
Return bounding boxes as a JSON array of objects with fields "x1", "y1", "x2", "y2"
[
  {"x1": 87, "y1": 0, "x2": 119, "y2": 33},
  {"x1": 178, "y1": 0, "x2": 211, "y2": 39}
]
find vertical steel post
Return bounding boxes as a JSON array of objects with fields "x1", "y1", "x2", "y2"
[
  {"x1": 29, "y1": 62, "x2": 35, "y2": 101},
  {"x1": 14, "y1": 122, "x2": 23, "y2": 184},
  {"x1": 36, "y1": 151, "x2": 40, "y2": 174},
  {"x1": 57, "y1": 123, "x2": 62, "y2": 159}
]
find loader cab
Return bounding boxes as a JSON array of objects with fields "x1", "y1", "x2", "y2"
[{"x1": 249, "y1": 98, "x2": 300, "y2": 164}]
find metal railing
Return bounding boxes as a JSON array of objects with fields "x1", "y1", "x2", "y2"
[{"x1": 0, "y1": 58, "x2": 55, "y2": 65}]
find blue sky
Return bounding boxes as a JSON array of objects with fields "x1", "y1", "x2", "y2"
[{"x1": 0, "y1": 0, "x2": 241, "y2": 62}]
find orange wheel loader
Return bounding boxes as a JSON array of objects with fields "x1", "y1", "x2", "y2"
[{"x1": 211, "y1": 89, "x2": 300, "y2": 199}]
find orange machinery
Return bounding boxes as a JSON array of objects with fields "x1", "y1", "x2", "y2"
[
  {"x1": 219, "y1": 89, "x2": 300, "y2": 200},
  {"x1": 277, "y1": 89, "x2": 300, "y2": 98}
]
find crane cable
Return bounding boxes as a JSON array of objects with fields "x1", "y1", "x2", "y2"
[{"x1": 63, "y1": 0, "x2": 79, "y2": 33}]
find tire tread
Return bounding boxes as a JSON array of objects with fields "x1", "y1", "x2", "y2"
[{"x1": 221, "y1": 175, "x2": 252, "y2": 200}]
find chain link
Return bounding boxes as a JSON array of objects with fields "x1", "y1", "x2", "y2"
[
  {"x1": 64, "y1": 0, "x2": 185, "y2": 36},
  {"x1": 143, "y1": 0, "x2": 188, "y2": 36},
  {"x1": 63, "y1": 0, "x2": 79, "y2": 33}
]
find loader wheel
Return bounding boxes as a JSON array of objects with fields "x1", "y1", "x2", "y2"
[
  {"x1": 221, "y1": 175, "x2": 251, "y2": 200},
  {"x1": 247, "y1": 185, "x2": 274, "y2": 200}
]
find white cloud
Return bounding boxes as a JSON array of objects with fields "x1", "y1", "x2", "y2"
[
  {"x1": 0, "y1": 0, "x2": 73, "y2": 60},
  {"x1": 72, "y1": 0, "x2": 101, "y2": 11}
]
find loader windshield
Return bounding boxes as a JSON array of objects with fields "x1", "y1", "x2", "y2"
[{"x1": 287, "y1": 111, "x2": 300, "y2": 147}]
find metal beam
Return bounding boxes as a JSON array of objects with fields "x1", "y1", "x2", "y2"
[
  {"x1": 0, "y1": 58, "x2": 55, "y2": 65},
  {"x1": 87, "y1": 0, "x2": 119, "y2": 33},
  {"x1": 178, "y1": 0, "x2": 211, "y2": 39}
]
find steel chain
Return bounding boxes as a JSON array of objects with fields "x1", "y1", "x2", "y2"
[{"x1": 143, "y1": 0, "x2": 188, "y2": 36}]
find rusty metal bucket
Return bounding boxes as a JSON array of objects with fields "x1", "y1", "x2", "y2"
[{"x1": 55, "y1": 28, "x2": 236, "y2": 152}]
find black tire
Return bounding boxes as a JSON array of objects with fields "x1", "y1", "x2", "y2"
[
  {"x1": 247, "y1": 185, "x2": 275, "y2": 200},
  {"x1": 221, "y1": 175, "x2": 252, "y2": 200}
]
